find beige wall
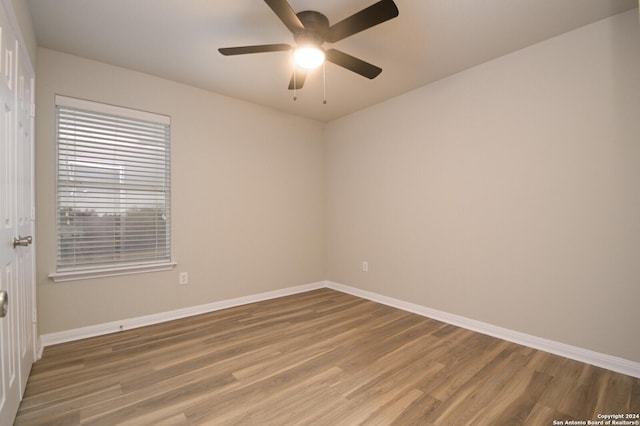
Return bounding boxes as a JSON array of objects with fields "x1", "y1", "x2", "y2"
[
  {"x1": 326, "y1": 10, "x2": 640, "y2": 363},
  {"x1": 35, "y1": 48, "x2": 326, "y2": 334}
]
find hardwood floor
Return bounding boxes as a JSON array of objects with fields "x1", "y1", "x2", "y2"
[{"x1": 15, "y1": 289, "x2": 639, "y2": 425}]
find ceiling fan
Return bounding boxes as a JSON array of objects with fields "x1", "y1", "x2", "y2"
[{"x1": 218, "y1": 0, "x2": 399, "y2": 90}]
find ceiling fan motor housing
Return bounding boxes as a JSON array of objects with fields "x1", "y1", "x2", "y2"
[{"x1": 294, "y1": 11, "x2": 329, "y2": 46}]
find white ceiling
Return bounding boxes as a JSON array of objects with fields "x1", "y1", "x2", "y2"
[{"x1": 26, "y1": 0, "x2": 638, "y2": 122}]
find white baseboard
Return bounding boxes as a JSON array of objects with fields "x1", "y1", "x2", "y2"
[
  {"x1": 39, "y1": 279, "x2": 640, "y2": 379},
  {"x1": 39, "y1": 281, "x2": 325, "y2": 347},
  {"x1": 325, "y1": 281, "x2": 640, "y2": 379}
]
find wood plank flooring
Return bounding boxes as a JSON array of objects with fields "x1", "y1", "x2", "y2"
[{"x1": 15, "y1": 289, "x2": 640, "y2": 425}]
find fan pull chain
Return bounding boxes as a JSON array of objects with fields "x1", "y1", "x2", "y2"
[
  {"x1": 322, "y1": 62, "x2": 327, "y2": 105},
  {"x1": 293, "y1": 63, "x2": 298, "y2": 101}
]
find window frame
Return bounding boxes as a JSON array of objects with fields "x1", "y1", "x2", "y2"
[{"x1": 49, "y1": 95, "x2": 175, "y2": 282}]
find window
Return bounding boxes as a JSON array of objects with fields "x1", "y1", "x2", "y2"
[{"x1": 50, "y1": 96, "x2": 174, "y2": 282}]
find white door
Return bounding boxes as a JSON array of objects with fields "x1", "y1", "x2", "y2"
[
  {"x1": 0, "y1": 2, "x2": 36, "y2": 424},
  {"x1": 15, "y1": 21, "x2": 36, "y2": 398}
]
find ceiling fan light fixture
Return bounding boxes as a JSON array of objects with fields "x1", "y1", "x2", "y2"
[
  {"x1": 219, "y1": 0, "x2": 399, "y2": 90},
  {"x1": 293, "y1": 46, "x2": 325, "y2": 70}
]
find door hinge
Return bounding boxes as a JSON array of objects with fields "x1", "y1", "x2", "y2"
[{"x1": 30, "y1": 103, "x2": 36, "y2": 118}]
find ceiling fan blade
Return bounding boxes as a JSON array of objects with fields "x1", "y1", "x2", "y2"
[
  {"x1": 326, "y1": 0, "x2": 399, "y2": 43},
  {"x1": 325, "y1": 49, "x2": 382, "y2": 79},
  {"x1": 288, "y1": 69, "x2": 308, "y2": 90},
  {"x1": 218, "y1": 44, "x2": 292, "y2": 55},
  {"x1": 264, "y1": 0, "x2": 305, "y2": 34}
]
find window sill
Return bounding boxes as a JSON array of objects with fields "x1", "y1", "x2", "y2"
[{"x1": 49, "y1": 262, "x2": 177, "y2": 282}]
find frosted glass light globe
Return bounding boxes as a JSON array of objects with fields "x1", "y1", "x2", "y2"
[{"x1": 293, "y1": 46, "x2": 325, "y2": 70}]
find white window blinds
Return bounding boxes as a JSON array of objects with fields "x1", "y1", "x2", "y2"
[{"x1": 55, "y1": 96, "x2": 171, "y2": 273}]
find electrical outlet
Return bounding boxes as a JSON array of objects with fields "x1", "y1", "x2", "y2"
[
  {"x1": 362, "y1": 261, "x2": 368, "y2": 272},
  {"x1": 179, "y1": 272, "x2": 189, "y2": 285}
]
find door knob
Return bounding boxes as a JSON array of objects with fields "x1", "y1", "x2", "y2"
[
  {"x1": 13, "y1": 235, "x2": 32, "y2": 248},
  {"x1": 0, "y1": 291, "x2": 7, "y2": 318}
]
